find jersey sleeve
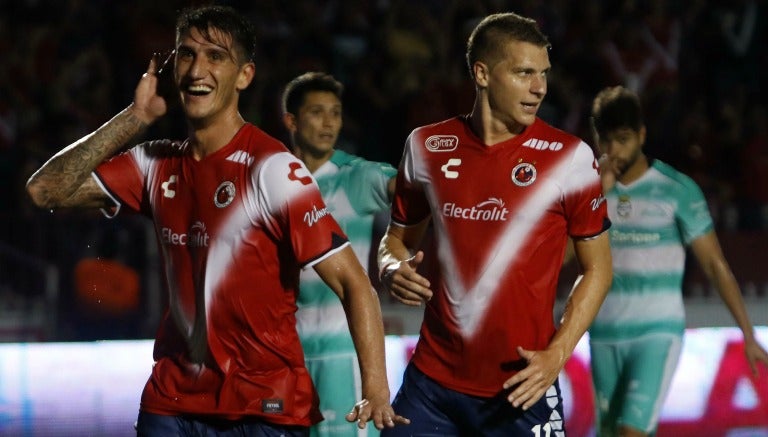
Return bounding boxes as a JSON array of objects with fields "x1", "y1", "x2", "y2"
[
  {"x1": 391, "y1": 133, "x2": 431, "y2": 226},
  {"x1": 250, "y1": 152, "x2": 349, "y2": 268},
  {"x1": 93, "y1": 144, "x2": 150, "y2": 217},
  {"x1": 563, "y1": 141, "x2": 610, "y2": 238},
  {"x1": 350, "y1": 160, "x2": 397, "y2": 214},
  {"x1": 675, "y1": 175, "x2": 714, "y2": 244}
]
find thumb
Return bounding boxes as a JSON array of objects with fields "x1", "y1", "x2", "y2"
[
  {"x1": 517, "y1": 346, "x2": 533, "y2": 361},
  {"x1": 406, "y1": 251, "x2": 425, "y2": 270}
]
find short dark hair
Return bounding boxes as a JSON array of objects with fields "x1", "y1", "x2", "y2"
[
  {"x1": 591, "y1": 86, "x2": 644, "y2": 135},
  {"x1": 281, "y1": 72, "x2": 344, "y2": 115},
  {"x1": 466, "y1": 13, "x2": 551, "y2": 79},
  {"x1": 176, "y1": 5, "x2": 257, "y2": 64}
]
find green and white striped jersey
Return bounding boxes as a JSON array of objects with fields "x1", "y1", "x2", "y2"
[
  {"x1": 589, "y1": 160, "x2": 713, "y2": 341},
  {"x1": 296, "y1": 150, "x2": 396, "y2": 356}
]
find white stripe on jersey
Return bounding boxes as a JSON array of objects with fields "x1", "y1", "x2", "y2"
[
  {"x1": 596, "y1": 292, "x2": 685, "y2": 324},
  {"x1": 413, "y1": 141, "x2": 598, "y2": 338},
  {"x1": 612, "y1": 245, "x2": 686, "y2": 274}
]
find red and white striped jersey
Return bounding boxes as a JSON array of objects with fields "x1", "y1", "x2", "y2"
[
  {"x1": 94, "y1": 123, "x2": 347, "y2": 425},
  {"x1": 392, "y1": 116, "x2": 609, "y2": 397}
]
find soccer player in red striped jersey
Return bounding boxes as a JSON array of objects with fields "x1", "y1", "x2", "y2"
[
  {"x1": 26, "y1": 5, "x2": 407, "y2": 436},
  {"x1": 378, "y1": 12, "x2": 612, "y2": 436}
]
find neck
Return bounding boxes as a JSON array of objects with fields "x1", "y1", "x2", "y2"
[
  {"x1": 294, "y1": 147, "x2": 333, "y2": 173},
  {"x1": 468, "y1": 94, "x2": 526, "y2": 146},
  {"x1": 618, "y1": 154, "x2": 650, "y2": 185},
  {"x1": 188, "y1": 112, "x2": 246, "y2": 160}
]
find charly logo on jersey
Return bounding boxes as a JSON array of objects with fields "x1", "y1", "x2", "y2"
[
  {"x1": 617, "y1": 194, "x2": 631, "y2": 218},
  {"x1": 288, "y1": 162, "x2": 313, "y2": 185},
  {"x1": 522, "y1": 137, "x2": 564, "y2": 151},
  {"x1": 511, "y1": 162, "x2": 537, "y2": 187},
  {"x1": 214, "y1": 181, "x2": 236, "y2": 208},
  {"x1": 161, "y1": 221, "x2": 210, "y2": 247},
  {"x1": 441, "y1": 158, "x2": 461, "y2": 179},
  {"x1": 442, "y1": 197, "x2": 509, "y2": 222},
  {"x1": 161, "y1": 175, "x2": 178, "y2": 198},
  {"x1": 425, "y1": 135, "x2": 458, "y2": 152},
  {"x1": 304, "y1": 204, "x2": 330, "y2": 227}
]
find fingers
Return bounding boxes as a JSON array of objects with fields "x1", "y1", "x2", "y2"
[
  {"x1": 144, "y1": 54, "x2": 160, "y2": 77},
  {"x1": 345, "y1": 398, "x2": 410, "y2": 430},
  {"x1": 389, "y1": 278, "x2": 431, "y2": 306},
  {"x1": 502, "y1": 347, "x2": 555, "y2": 410},
  {"x1": 382, "y1": 253, "x2": 432, "y2": 305}
]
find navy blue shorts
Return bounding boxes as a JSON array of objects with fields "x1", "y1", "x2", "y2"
[
  {"x1": 381, "y1": 363, "x2": 565, "y2": 437},
  {"x1": 135, "y1": 411, "x2": 309, "y2": 437}
]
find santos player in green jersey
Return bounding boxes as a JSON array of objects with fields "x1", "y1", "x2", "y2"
[
  {"x1": 282, "y1": 72, "x2": 397, "y2": 437},
  {"x1": 588, "y1": 85, "x2": 768, "y2": 437}
]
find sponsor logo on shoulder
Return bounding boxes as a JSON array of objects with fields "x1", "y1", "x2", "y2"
[
  {"x1": 304, "y1": 204, "x2": 330, "y2": 227},
  {"x1": 522, "y1": 138, "x2": 564, "y2": 151},
  {"x1": 591, "y1": 194, "x2": 606, "y2": 211},
  {"x1": 425, "y1": 135, "x2": 458, "y2": 152},
  {"x1": 288, "y1": 162, "x2": 313, "y2": 185}
]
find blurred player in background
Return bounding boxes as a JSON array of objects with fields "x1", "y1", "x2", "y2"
[
  {"x1": 377, "y1": 12, "x2": 612, "y2": 436},
  {"x1": 281, "y1": 71, "x2": 397, "y2": 437},
  {"x1": 25, "y1": 5, "x2": 406, "y2": 436},
  {"x1": 589, "y1": 85, "x2": 768, "y2": 437}
]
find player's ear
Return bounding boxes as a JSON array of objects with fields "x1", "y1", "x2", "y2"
[
  {"x1": 639, "y1": 125, "x2": 647, "y2": 146},
  {"x1": 236, "y1": 62, "x2": 255, "y2": 91},
  {"x1": 282, "y1": 112, "x2": 297, "y2": 132},
  {"x1": 473, "y1": 61, "x2": 489, "y2": 88}
]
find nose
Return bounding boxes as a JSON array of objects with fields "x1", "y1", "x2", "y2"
[
  {"x1": 322, "y1": 112, "x2": 339, "y2": 127},
  {"x1": 530, "y1": 74, "x2": 546, "y2": 97},
  {"x1": 185, "y1": 55, "x2": 205, "y2": 79}
]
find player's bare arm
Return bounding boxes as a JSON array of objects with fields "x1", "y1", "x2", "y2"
[
  {"x1": 313, "y1": 246, "x2": 410, "y2": 429},
  {"x1": 690, "y1": 231, "x2": 768, "y2": 376},
  {"x1": 26, "y1": 55, "x2": 167, "y2": 209},
  {"x1": 378, "y1": 219, "x2": 432, "y2": 306},
  {"x1": 505, "y1": 231, "x2": 612, "y2": 409}
]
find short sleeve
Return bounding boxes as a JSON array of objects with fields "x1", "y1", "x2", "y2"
[
  {"x1": 250, "y1": 152, "x2": 348, "y2": 267},
  {"x1": 563, "y1": 141, "x2": 610, "y2": 238},
  {"x1": 675, "y1": 176, "x2": 713, "y2": 245},
  {"x1": 93, "y1": 146, "x2": 148, "y2": 216},
  {"x1": 391, "y1": 133, "x2": 431, "y2": 226}
]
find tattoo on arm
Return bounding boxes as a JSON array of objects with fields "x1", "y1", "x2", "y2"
[{"x1": 28, "y1": 108, "x2": 147, "y2": 208}]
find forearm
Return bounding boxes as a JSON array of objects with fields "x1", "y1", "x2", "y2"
[
  {"x1": 26, "y1": 106, "x2": 148, "y2": 208},
  {"x1": 549, "y1": 234, "x2": 612, "y2": 364},
  {"x1": 712, "y1": 261, "x2": 756, "y2": 340},
  {"x1": 342, "y1": 274, "x2": 390, "y2": 399},
  {"x1": 549, "y1": 271, "x2": 610, "y2": 364},
  {"x1": 377, "y1": 233, "x2": 410, "y2": 273},
  {"x1": 316, "y1": 249, "x2": 391, "y2": 398}
]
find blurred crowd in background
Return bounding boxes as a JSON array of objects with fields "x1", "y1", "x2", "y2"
[{"x1": 0, "y1": 0, "x2": 767, "y2": 341}]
